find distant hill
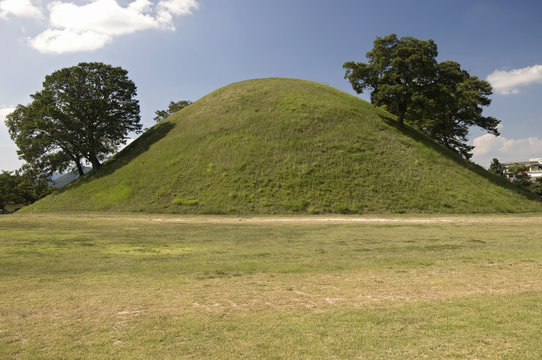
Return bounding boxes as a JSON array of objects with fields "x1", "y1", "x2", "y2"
[
  {"x1": 25, "y1": 78, "x2": 542, "y2": 214},
  {"x1": 49, "y1": 167, "x2": 92, "y2": 188}
]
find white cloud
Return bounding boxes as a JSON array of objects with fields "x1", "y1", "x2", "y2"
[
  {"x1": 1, "y1": 107, "x2": 16, "y2": 144},
  {"x1": 0, "y1": 107, "x2": 15, "y2": 128},
  {"x1": 0, "y1": 0, "x2": 43, "y2": 19},
  {"x1": 156, "y1": 0, "x2": 198, "y2": 29},
  {"x1": 0, "y1": 107, "x2": 25, "y2": 171},
  {"x1": 0, "y1": 0, "x2": 198, "y2": 54},
  {"x1": 30, "y1": 28, "x2": 113, "y2": 53},
  {"x1": 471, "y1": 133, "x2": 542, "y2": 168},
  {"x1": 487, "y1": 65, "x2": 542, "y2": 95},
  {"x1": 48, "y1": 0, "x2": 157, "y2": 35},
  {"x1": 29, "y1": 0, "x2": 160, "y2": 53}
]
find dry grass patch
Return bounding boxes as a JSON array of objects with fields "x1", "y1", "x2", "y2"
[{"x1": 1, "y1": 213, "x2": 542, "y2": 359}]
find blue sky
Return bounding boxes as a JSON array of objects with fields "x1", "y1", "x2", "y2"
[{"x1": 1, "y1": 0, "x2": 542, "y2": 171}]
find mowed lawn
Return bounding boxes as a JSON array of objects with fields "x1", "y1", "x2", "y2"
[{"x1": 1, "y1": 214, "x2": 542, "y2": 359}]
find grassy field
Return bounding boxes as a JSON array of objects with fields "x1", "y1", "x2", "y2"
[{"x1": 1, "y1": 213, "x2": 542, "y2": 359}]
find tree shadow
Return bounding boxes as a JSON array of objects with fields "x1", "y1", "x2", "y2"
[
  {"x1": 377, "y1": 113, "x2": 541, "y2": 202},
  {"x1": 64, "y1": 121, "x2": 175, "y2": 187}
]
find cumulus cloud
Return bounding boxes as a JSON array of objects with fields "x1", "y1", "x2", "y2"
[
  {"x1": 487, "y1": 65, "x2": 542, "y2": 95},
  {"x1": 30, "y1": 0, "x2": 159, "y2": 53},
  {"x1": 0, "y1": 107, "x2": 15, "y2": 127},
  {"x1": 471, "y1": 132, "x2": 542, "y2": 168},
  {"x1": 0, "y1": 0, "x2": 43, "y2": 19},
  {"x1": 2, "y1": 0, "x2": 198, "y2": 53},
  {"x1": 1, "y1": 106, "x2": 15, "y2": 144},
  {"x1": 0, "y1": 106, "x2": 25, "y2": 171},
  {"x1": 30, "y1": 29, "x2": 113, "y2": 53},
  {"x1": 156, "y1": 0, "x2": 198, "y2": 27}
]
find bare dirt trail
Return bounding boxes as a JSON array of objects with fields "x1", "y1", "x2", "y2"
[
  {"x1": 20, "y1": 212, "x2": 542, "y2": 224},
  {"x1": 95, "y1": 214, "x2": 542, "y2": 225}
]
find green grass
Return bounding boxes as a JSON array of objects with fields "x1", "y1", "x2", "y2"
[
  {"x1": 24, "y1": 78, "x2": 542, "y2": 214},
  {"x1": 2, "y1": 213, "x2": 542, "y2": 359}
]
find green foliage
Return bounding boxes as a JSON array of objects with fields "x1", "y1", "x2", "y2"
[
  {"x1": 531, "y1": 178, "x2": 542, "y2": 196},
  {"x1": 0, "y1": 171, "x2": 19, "y2": 213},
  {"x1": 21, "y1": 78, "x2": 542, "y2": 214},
  {"x1": 154, "y1": 100, "x2": 192, "y2": 122},
  {"x1": 506, "y1": 166, "x2": 542, "y2": 196},
  {"x1": 409, "y1": 61, "x2": 499, "y2": 158},
  {"x1": 508, "y1": 166, "x2": 532, "y2": 187},
  {"x1": 344, "y1": 33, "x2": 438, "y2": 128},
  {"x1": 0, "y1": 169, "x2": 52, "y2": 213},
  {"x1": 6, "y1": 62, "x2": 141, "y2": 176},
  {"x1": 16, "y1": 169, "x2": 52, "y2": 206},
  {"x1": 344, "y1": 34, "x2": 500, "y2": 159},
  {"x1": 489, "y1": 158, "x2": 504, "y2": 175}
]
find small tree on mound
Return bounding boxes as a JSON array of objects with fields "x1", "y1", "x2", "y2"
[{"x1": 154, "y1": 100, "x2": 192, "y2": 122}]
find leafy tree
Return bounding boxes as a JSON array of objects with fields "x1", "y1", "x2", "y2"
[
  {"x1": 344, "y1": 34, "x2": 500, "y2": 159},
  {"x1": 6, "y1": 62, "x2": 141, "y2": 176},
  {"x1": 489, "y1": 158, "x2": 504, "y2": 176},
  {"x1": 0, "y1": 170, "x2": 52, "y2": 213},
  {"x1": 15, "y1": 167, "x2": 53, "y2": 205},
  {"x1": 7, "y1": 103, "x2": 87, "y2": 176},
  {"x1": 531, "y1": 178, "x2": 542, "y2": 197},
  {"x1": 343, "y1": 33, "x2": 438, "y2": 128},
  {"x1": 409, "y1": 61, "x2": 500, "y2": 159},
  {"x1": 504, "y1": 166, "x2": 542, "y2": 197},
  {"x1": 154, "y1": 100, "x2": 192, "y2": 122},
  {"x1": 508, "y1": 165, "x2": 532, "y2": 187},
  {"x1": 0, "y1": 171, "x2": 20, "y2": 213}
]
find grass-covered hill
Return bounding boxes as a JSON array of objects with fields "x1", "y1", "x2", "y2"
[{"x1": 26, "y1": 78, "x2": 542, "y2": 214}]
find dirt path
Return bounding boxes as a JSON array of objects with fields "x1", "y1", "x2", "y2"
[
  {"x1": 18, "y1": 212, "x2": 542, "y2": 224},
  {"x1": 115, "y1": 214, "x2": 541, "y2": 224},
  {"x1": 148, "y1": 217, "x2": 461, "y2": 224}
]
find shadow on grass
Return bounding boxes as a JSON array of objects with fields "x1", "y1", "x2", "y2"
[
  {"x1": 377, "y1": 113, "x2": 541, "y2": 202},
  {"x1": 62, "y1": 121, "x2": 175, "y2": 189}
]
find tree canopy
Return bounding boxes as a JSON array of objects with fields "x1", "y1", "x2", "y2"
[
  {"x1": 0, "y1": 170, "x2": 52, "y2": 213},
  {"x1": 489, "y1": 158, "x2": 505, "y2": 176},
  {"x1": 6, "y1": 62, "x2": 141, "y2": 176},
  {"x1": 408, "y1": 61, "x2": 500, "y2": 158},
  {"x1": 0, "y1": 171, "x2": 19, "y2": 213},
  {"x1": 344, "y1": 34, "x2": 500, "y2": 159},
  {"x1": 344, "y1": 34, "x2": 438, "y2": 128},
  {"x1": 153, "y1": 100, "x2": 192, "y2": 122}
]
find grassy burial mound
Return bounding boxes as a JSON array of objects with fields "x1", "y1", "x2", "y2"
[{"x1": 26, "y1": 78, "x2": 542, "y2": 214}]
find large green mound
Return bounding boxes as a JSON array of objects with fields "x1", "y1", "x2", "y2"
[{"x1": 27, "y1": 78, "x2": 542, "y2": 214}]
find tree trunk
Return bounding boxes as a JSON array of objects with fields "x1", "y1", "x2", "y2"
[
  {"x1": 397, "y1": 112, "x2": 405, "y2": 128},
  {"x1": 75, "y1": 160, "x2": 84, "y2": 177},
  {"x1": 396, "y1": 101, "x2": 409, "y2": 128},
  {"x1": 87, "y1": 153, "x2": 102, "y2": 170}
]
